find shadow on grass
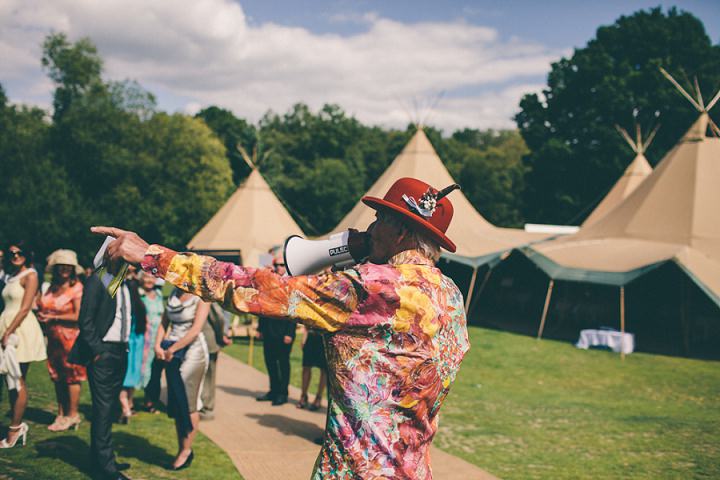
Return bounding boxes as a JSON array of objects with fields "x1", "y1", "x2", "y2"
[
  {"x1": 36, "y1": 431, "x2": 175, "y2": 475},
  {"x1": 245, "y1": 413, "x2": 324, "y2": 442},
  {"x1": 35, "y1": 435, "x2": 92, "y2": 477},
  {"x1": 114, "y1": 430, "x2": 174, "y2": 467},
  {"x1": 23, "y1": 406, "x2": 56, "y2": 426}
]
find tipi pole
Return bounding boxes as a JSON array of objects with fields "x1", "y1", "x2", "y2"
[
  {"x1": 475, "y1": 268, "x2": 494, "y2": 302},
  {"x1": 465, "y1": 267, "x2": 495, "y2": 318},
  {"x1": 537, "y1": 279, "x2": 555, "y2": 340},
  {"x1": 464, "y1": 267, "x2": 479, "y2": 313},
  {"x1": 620, "y1": 286, "x2": 626, "y2": 361}
]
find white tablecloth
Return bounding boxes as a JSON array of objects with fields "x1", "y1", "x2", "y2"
[{"x1": 575, "y1": 329, "x2": 635, "y2": 354}]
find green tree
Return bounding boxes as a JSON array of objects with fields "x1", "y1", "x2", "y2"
[
  {"x1": 258, "y1": 103, "x2": 395, "y2": 234},
  {"x1": 0, "y1": 89, "x2": 89, "y2": 260},
  {"x1": 38, "y1": 33, "x2": 233, "y2": 255},
  {"x1": 138, "y1": 113, "x2": 234, "y2": 248},
  {"x1": 42, "y1": 33, "x2": 103, "y2": 121},
  {"x1": 195, "y1": 106, "x2": 257, "y2": 185},
  {"x1": 516, "y1": 8, "x2": 720, "y2": 224},
  {"x1": 454, "y1": 130, "x2": 529, "y2": 227},
  {"x1": 420, "y1": 126, "x2": 529, "y2": 227}
]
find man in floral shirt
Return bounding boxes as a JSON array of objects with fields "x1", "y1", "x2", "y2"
[{"x1": 94, "y1": 177, "x2": 469, "y2": 479}]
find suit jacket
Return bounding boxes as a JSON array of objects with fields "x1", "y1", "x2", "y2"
[
  {"x1": 202, "y1": 303, "x2": 228, "y2": 354},
  {"x1": 69, "y1": 274, "x2": 119, "y2": 365},
  {"x1": 258, "y1": 316, "x2": 296, "y2": 341}
]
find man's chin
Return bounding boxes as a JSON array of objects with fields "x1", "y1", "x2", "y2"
[{"x1": 367, "y1": 254, "x2": 387, "y2": 264}]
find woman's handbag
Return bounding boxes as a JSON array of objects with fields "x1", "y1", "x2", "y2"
[{"x1": 160, "y1": 339, "x2": 189, "y2": 361}]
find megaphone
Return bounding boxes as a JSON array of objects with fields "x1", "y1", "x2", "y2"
[{"x1": 284, "y1": 229, "x2": 370, "y2": 276}]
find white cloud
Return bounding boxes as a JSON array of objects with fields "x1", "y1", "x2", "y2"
[
  {"x1": 183, "y1": 101, "x2": 202, "y2": 116},
  {"x1": 0, "y1": 0, "x2": 561, "y2": 132}
]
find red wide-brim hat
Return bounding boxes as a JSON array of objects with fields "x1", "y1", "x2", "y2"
[{"x1": 362, "y1": 177, "x2": 458, "y2": 252}]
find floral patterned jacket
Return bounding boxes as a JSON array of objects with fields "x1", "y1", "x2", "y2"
[{"x1": 142, "y1": 246, "x2": 469, "y2": 479}]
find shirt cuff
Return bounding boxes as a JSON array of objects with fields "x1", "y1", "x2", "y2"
[{"x1": 141, "y1": 244, "x2": 178, "y2": 278}]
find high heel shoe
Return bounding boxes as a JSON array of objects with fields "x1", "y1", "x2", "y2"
[
  {"x1": 56, "y1": 415, "x2": 81, "y2": 431},
  {"x1": 0, "y1": 422, "x2": 28, "y2": 448},
  {"x1": 308, "y1": 397, "x2": 323, "y2": 412},
  {"x1": 118, "y1": 410, "x2": 132, "y2": 425},
  {"x1": 296, "y1": 394, "x2": 308, "y2": 409},
  {"x1": 48, "y1": 416, "x2": 67, "y2": 432},
  {"x1": 170, "y1": 450, "x2": 194, "y2": 471}
]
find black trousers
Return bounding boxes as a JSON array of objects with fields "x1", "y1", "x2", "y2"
[
  {"x1": 143, "y1": 357, "x2": 165, "y2": 405},
  {"x1": 87, "y1": 344, "x2": 128, "y2": 477},
  {"x1": 263, "y1": 338, "x2": 292, "y2": 396},
  {"x1": 201, "y1": 352, "x2": 219, "y2": 412}
]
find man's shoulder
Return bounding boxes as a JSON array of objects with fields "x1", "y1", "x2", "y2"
[{"x1": 82, "y1": 274, "x2": 111, "y2": 301}]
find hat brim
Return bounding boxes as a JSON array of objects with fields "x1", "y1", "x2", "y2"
[{"x1": 362, "y1": 196, "x2": 456, "y2": 252}]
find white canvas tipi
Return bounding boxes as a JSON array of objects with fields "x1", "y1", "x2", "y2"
[
  {"x1": 187, "y1": 163, "x2": 304, "y2": 267},
  {"x1": 582, "y1": 124, "x2": 655, "y2": 227},
  {"x1": 523, "y1": 70, "x2": 720, "y2": 314},
  {"x1": 333, "y1": 129, "x2": 547, "y2": 263}
]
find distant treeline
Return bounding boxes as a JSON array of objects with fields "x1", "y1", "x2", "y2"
[{"x1": 1, "y1": 7, "x2": 718, "y2": 265}]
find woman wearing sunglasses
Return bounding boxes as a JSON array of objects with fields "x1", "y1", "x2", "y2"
[{"x1": 0, "y1": 241, "x2": 47, "y2": 448}]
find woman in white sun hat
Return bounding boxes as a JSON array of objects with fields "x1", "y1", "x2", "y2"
[{"x1": 36, "y1": 249, "x2": 86, "y2": 432}]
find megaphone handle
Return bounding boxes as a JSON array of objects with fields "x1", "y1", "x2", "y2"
[{"x1": 347, "y1": 229, "x2": 370, "y2": 262}]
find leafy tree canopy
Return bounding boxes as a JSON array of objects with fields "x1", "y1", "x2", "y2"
[
  {"x1": 195, "y1": 106, "x2": 257, "y2": 185},
  {"x1": 0, "y1": 33, "x2": 234, "y2": 263},
  {"x1": 516, "y1": 7, "x2": 720, "y2": 224}
]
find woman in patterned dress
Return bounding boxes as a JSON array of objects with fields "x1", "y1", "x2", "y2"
[{"x1": 36, "y1": 249, "x2": 86, "y2": 432}]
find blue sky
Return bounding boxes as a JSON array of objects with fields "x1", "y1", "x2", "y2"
[
  {"x1": 1, "y1": 0, "x2": 717, "y2": 131},
  {"x1": 239, "y1": 0, "x2": 719, "y2": 47}
]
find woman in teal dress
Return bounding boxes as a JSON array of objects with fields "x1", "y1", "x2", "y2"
[
  {"x1": 118, "y1": 279, "x2": 147, "y2": 422},
  {"x1": 139, "y1": 273, "x2": 165, "y2": 393}
]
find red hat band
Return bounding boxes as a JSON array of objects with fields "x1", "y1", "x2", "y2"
[{"x1": 362, "y1": 177, "x2": 459, "y2": 252}]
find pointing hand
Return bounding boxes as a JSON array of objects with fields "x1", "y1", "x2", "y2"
[{"x1": 90, "y1": 226, "x2": 150, "y2": 267}]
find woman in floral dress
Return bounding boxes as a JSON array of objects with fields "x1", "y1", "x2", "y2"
[{"x1": 36, "y1": 249, "x2": 86, "y2": 432}]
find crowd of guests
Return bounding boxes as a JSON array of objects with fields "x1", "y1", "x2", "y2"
[
  {"x1": 0, "y1": 241, "x2": 327, "y2": 478},
  {"x1": 0, "y1": 242, "x2": 232, "y2": 478}
]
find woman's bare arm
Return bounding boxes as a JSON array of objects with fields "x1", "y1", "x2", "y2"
[{"x1": 2, "y1": 271, "x2": 39, "y2": 345}]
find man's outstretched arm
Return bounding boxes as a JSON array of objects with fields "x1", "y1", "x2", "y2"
[{"x1": 91, "y1": 227, "x2": 362, "y2": 332}]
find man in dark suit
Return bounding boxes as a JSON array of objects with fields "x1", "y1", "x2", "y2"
[
  {"x1": 256, "y1": 315, "x2": 296, "y2": 406},
  {"x1": 256, "y1": 253, "x2": 296, "y2": 406},
  {"x1": 69, "y1": 274, "x2": 132, "y2": 480}
]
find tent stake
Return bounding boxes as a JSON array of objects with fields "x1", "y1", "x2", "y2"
[
  {"x1": 620, "y1": 286, "x2": 626, "y2": 361},
  {"x1": 464, "y1": 266, "x2": 479, "y2": 313},
  {"x1": 537, "y1": 279, "x2": 555, "y2": 340}
]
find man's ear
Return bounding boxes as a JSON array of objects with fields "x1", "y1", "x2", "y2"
[{"x1": 395, "y1": 224, "x2": 409, "y2": 245}]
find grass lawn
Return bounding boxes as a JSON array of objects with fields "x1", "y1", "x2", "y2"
[
  {"x1": 0, "y1": 361, "x2": 241, "y2": 480},
  {"x1": 226, "y1": 326, "x2": 720, "y2": 480}
]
